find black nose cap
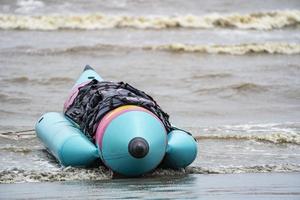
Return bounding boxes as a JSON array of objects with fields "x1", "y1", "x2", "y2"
[{"x1": 128, "y1": 137, "x2": 149, "y2": 159}]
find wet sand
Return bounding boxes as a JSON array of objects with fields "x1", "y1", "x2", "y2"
[{"x1": 1, "y1": 173, "x2": 300, "y2": 199}]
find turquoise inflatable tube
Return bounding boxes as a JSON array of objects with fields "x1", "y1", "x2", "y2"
[
  {"x1": 162, "y1": 130, "x2": 198, "y2": 169},
  {"x1": 35, "y1": 112, "x2": 99, "y2": 167},
  {"x1": 35, "y1": 65, "x2": 197, "y2": 176},
  {"x1": 97, "y1": 106, "x2": 167, "y2": 176},
  {"x1": 74, "y1": 65, "x2": 103, "y2": 85}
]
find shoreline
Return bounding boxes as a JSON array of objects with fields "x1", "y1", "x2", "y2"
[{"x1": 1, "y1": 172, "x2": 299, "y2": 199}]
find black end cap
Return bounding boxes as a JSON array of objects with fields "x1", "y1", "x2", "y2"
[
  {"x1": 128, "y1": 137, "x2": 149, "y2": 159},
  {"x1": 84, "y1": 65, "x2": 94, "y2": 71}
]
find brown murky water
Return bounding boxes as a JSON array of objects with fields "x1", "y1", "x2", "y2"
[{"x1": 0, "y1": 0, "x2": 300, "y2": 199}]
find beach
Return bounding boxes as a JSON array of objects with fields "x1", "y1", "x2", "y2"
[{"x1": 1, "y1": 0, "x2": 300, "y2": 199}]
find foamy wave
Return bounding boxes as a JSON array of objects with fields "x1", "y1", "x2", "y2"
[
  {"x1": 0, "y1": 146, "x2": 32, "y2": 153},
  {"x1": 148, "y1": 43, "x2": 300, "y2": 55},
  {"x1": 196, "y1": 122, "x2": 300, "y2": 144},
  {"x1": 0, "y1": 10, "x2": 299, "y2": 30},
  {"x1": 187, "y1": 164, "x2": 300, "y2": 174},
  {"x1": 0, "y1": 167, "x2": 112, "y2": 184},
  {"x1": 196, "y1": 133, "x2": 300, "y2": 144},
  {"x1": 2, "y1": 164, "x2": 299, "y2": 183},
  {"x1": 8, "y1": 42, "x2": 300, "y2": 55},
  {"x1": 0, "y1": 129, "x2": 36, "y2": 140}
]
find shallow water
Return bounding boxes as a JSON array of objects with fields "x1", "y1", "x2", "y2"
[
  {"x1": 0, "y1": 1, "x2": 300, "y2": 199},
  {"x1": 1, "y1": 173, "x2": 300, "y2": 200}
]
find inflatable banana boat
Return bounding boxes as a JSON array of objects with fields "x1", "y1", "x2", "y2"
[{"x1": 35, "y1": 66, "x2": 197, "y2": 177}]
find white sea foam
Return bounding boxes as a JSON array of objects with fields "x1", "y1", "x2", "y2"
[
  {"x1": 146, "y1": 42, "x2": 300, "y2": 55},
  {"x1": 187, "y1": 164, "x2": 300, "y2": 174},
  {"x1": 0, "y1": 10, "x2": 299, "y2": 30},
  {"x1": 1, "y1": 164, "x2": 299, "y2": 183},
  {"x1": 0, "y1": 167, "x2": 112, "y2": 183},
  {"x1": 196, "y1": 132, "x2": 300, "y2": 144},
  {"x1": 196, "y1": 122, "x2": 300, "y2": 144}
]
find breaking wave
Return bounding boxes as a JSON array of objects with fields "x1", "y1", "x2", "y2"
[
  {"x1": 7, "y1": 42, "x2": 300, "y2": 55},
  {"x1": 195, "y1": 133, "x2": 300, "y2": 145},
  {"x1": 0, "y1": 10, "x2": 299, "y2": 30},
  {"x1": 186, "y1": 164, "x2": 300, "y2": 174},
  {"x1": 1, "y1": 164, "x2": 299, "y2": 183},
  {"x1": 147, "y1": 43, "x2": 300, "y2": 55},
  {"x1": 196, "y1": 122, "x2": 300, "y2": 145}
]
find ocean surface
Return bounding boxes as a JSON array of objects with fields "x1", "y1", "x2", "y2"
[{"x1": 0, "y1": 0, "x2": 300, "y2": 199}]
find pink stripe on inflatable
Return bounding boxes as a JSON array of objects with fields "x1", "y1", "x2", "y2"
[
  {"x1": 95, "y1": 106, "x2": 161, "y2": 149},
  {"x1": 63, "y1": 81, "x2": 91, "y2": 111}
]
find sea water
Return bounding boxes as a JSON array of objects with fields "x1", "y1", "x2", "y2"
[{"x1": 0, "y1": 0, "x2": 300, "y2": 199}]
